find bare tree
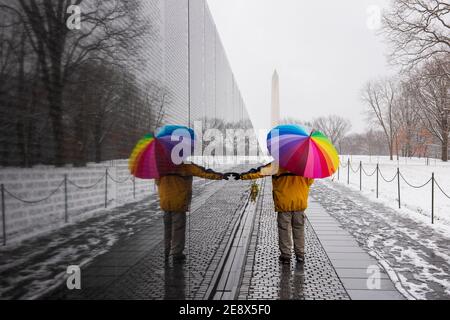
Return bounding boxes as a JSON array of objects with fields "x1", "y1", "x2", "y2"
[
  {"x1": 393, "y1": 80, "x2": 423, "y2": 157},
  {"x1": 362, "y1": 78, "x2": 398, "y2": 160},
  {"x1": 0, "y1": 10, "x2": 46, "y2": 167},
  {"x1": 0, "y1": 0, "x2": 148, "y2": 165},
  {"x1": 382, "y1": 0, "x2": 450, "y2": 71},
  {"x1": 340, "y1": 130, "x2": 389, "y2": 156},
  {"x1": 146, "y1": 82, "x2": 169, "y2": 134},
  {"x1": 411, "y1": 57, "x2": 449, "y2": 161},
  {"x1": 0, "y1": 14, "x2": 20, "y2": 165},
  {"x1": 0, "y1": 13, "x2": 18, "y2": 97},
  {"x1": 312, "y1": 115, "x2": 351, "y2": 149},
  {"x1": 365, "y1": 129, "x2": 390, "y2": 156}
]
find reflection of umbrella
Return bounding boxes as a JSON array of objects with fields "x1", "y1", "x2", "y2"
[
  {"x1": 267, "y1": 124, "x2": 339, "y2": 179},
  {"x1": 129, "y1": 125, "x2": 195, "y2": 179},
  {"x1": 155, "y1": 125, "x2": 195, "y2": 160}
]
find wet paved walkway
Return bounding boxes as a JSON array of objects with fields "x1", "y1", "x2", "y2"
[
  {"x1": 47, "y1": 179, "x2": 250, "y2": 299},
  {"x1": 0, "y1": 177, "x2": 225, "y2": 299},
  {"x1": 45, "y1": 177, "x2": 405, "y2": 300},
  {"x1": 238, "y1": 180, "x2": 349, "y2": 300},
  {"x1": 238, "y1": 179, "x2": 404, "y2": 300}
]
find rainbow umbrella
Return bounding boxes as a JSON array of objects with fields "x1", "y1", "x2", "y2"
[
  {"x1": 267, "y1": 124, "x2": 339, "y2": 179},
  {"x1": 129, "y1": 125, "x2": 195, "y2": 179},
  {"x1": 155, "y1": 125, "x2": 195, "y2": 159}
]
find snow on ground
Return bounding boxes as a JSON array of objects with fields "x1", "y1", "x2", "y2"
[
  {"x1": 313, "y1": 179, "x2": 450, "y2": 299},
  {"x1": 336, "y1": 155, "x2": 450, "y2": 228}
]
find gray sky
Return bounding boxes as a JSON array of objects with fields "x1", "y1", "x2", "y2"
[{"x1": 207, "y1": 0, "x2": 391, "y2": 134}]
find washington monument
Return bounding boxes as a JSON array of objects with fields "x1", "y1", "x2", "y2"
[{"x1": 271, "y1": 70, "x2": 280, "y2": 127}]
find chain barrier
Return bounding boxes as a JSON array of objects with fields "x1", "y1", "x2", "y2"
[
  {"x1": 1, "y1": 168, "x2": 137, "y2": 245},
  {"x1": 107, "y1": 172, "x2": 132, "y2": 184},
  {"x1": 3, "y1": 180, "x2": 65, "y2": 204},
  {"x1": 349, "y1": 162, "x2": 360, "y2": 173},
  {"x1": 362, "y1": 165, "x2": 377, "y2": 177},
  {"x1": 399, "y1": 172, "x2": 432, "y2": 189},
  {"x1": 338, "y1": 158, "x2": 450, "y2": 225},
  {"x1": 67, "y1": 174, "x2": 105, "y2": 189},
  {"x1": 435, "y1": 179, "x2": 450, "y2": 199},
  {"x1": 379, "y1": 169, "x2": 398, "y2": 183}
]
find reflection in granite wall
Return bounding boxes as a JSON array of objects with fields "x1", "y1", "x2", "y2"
[{"x1": 0, "y1": 0, "x2": 255, "y2": 167}]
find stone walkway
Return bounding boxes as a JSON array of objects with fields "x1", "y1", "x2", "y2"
[
  {"x1": 238, "y1": 178, "x2": 404, "y2": 300},
  {"x1": 238, "y1": 179, "x2": 349, "y2": 300},
  {"x1": 48, "y1": 179, "x2": 250, "y2": 299}
]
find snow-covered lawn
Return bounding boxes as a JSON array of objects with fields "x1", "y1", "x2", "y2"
[{"x1": 335, "y1": 155, "x2": 450, "y2": 228}]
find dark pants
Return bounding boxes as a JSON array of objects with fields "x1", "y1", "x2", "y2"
[{"x1": 163, "y1": 212, "x2": 186, "y2": 256}]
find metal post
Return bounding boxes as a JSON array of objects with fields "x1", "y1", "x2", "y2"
[
  {"x1": 133, "y1": 176, "x2": 136, "y2": 199},
  {"x1": 1, "y1": 184, "x2": 5, "y2": 246},
  {"x1": 376, "y1": 164, "x2": 379, "y2": 198},
  {"x1": 337, "y1": 165, "x2": 340, "y2": 181},
  {"x1": 347, "y1": 158, "x2": 350, "y2": 185},
  {"x1": 431, "y1": 172, "x2": 434, "y2": 224},
  {"x1": 359, "y1": 161, "x2": 362, "y2": 191},
  {"x1": 397, "y1": 167, "x2": 401, "y2": 209},
  {"x1": 64, "y1": 174, "x2": 68, "y2": 223},
  {"x1": 105, "y1": 168, "x2": 108, "y2": 208}
]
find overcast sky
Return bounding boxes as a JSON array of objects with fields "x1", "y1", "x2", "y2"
[{"x1": 207, "y1": 0, "x2": 392, "y2": 134}]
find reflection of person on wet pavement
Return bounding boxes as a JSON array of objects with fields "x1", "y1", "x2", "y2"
[
  {"x1": 279, "y1": 263, "x2": 305, "y2": 300},
  {"x1": 164, "y1": 260, "x2": 186, "y2": 299},
  {"x1": 236, "y1": 162, "x2": 314, "y2": 264},
  {"x1": 156, "y1": 162, "x2": 223, "y2": 262}
]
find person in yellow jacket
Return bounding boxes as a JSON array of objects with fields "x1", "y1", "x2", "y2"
[
  {"x1": 156, "y1": 162, "x2": 224, "y2": 262},
  {"x1": 237, "y1": 162, "x2": 314, "y2": 264}
]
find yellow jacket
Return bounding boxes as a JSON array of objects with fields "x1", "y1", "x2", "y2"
[
  {"x1": 156, "y1": 163, "x2": 223, "y2": 213},
  {"x1": 240, "y1": 163, "x2": 314, "y2": 213}
]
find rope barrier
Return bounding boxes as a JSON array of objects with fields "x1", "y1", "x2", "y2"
[
  {"x1": 435, "y1": 179, "x2": 450, "y2": 199},
  {"x1": 349, "y1": 162, "x2": 360, "y2": 173},
  {"x1": 379, "y1": 169, "x2": 398, "y2": 183},
  {"x1": 107, "y1": 172, "x2": 132, "y2": 184},
  {"x1": 362, "y1": 165, "x2": 377, "y2": 177},
  {"x1": 4, "y1": 180, "x2": 65, "y2": 204},
  {"x1": 68, "y1": 174, "x2": 105, "y2": 189},
  {"x1": 399, "y1": 172, "x2": 432, "y2": 189}
]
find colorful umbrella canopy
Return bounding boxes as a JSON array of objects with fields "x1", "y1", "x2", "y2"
[
  {"x1": 267, "y1": 124, "x2": 339, "y2": 179},
  {"x1": 129, "y1": 125, "x2": 195, "y2": 179},
  {"x1": 155, "y1": 125, "x2": 195, "y2": 159}
]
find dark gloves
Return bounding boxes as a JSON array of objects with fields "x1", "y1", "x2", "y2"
[{"x1": 223, "y1": 172, "x2": 241, "y2": 180}]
